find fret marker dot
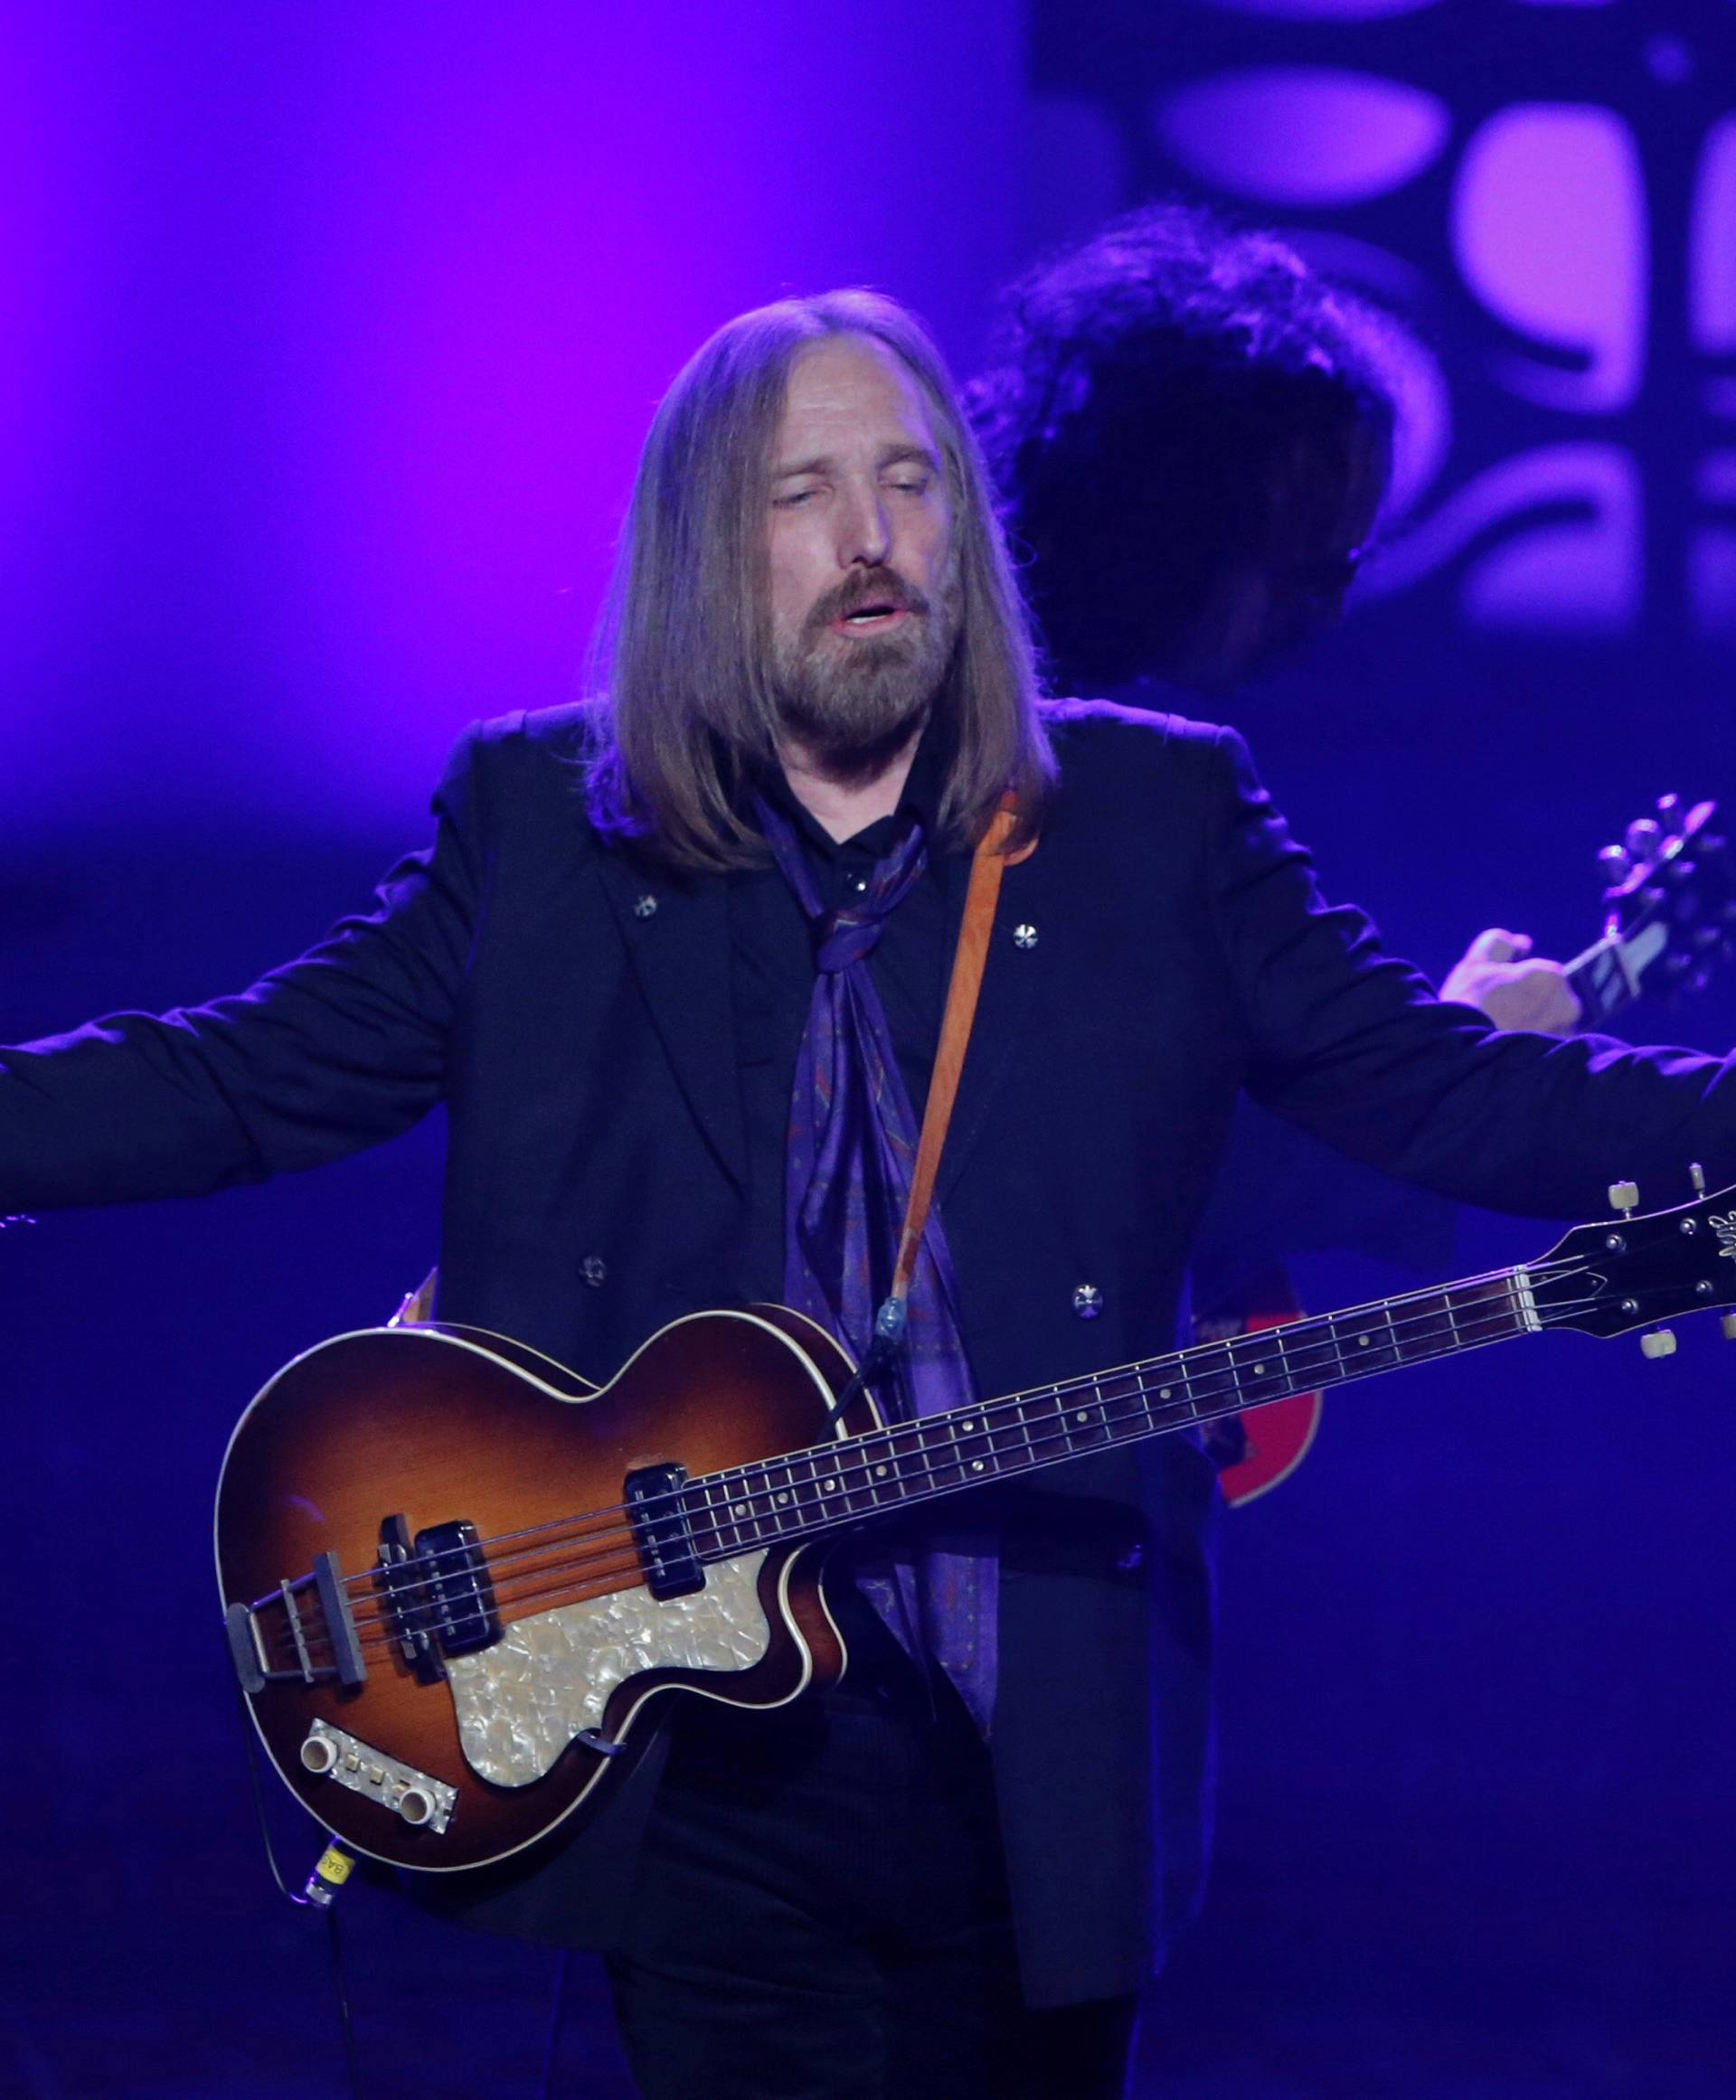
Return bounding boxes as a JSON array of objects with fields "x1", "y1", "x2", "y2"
[
  {"x1": 1253, "y1": 1363, "x2": 1266, "y2": 1376},
  {"x1": 777, "y1": 1493, "x2": 789, "y2": 1505},
  {"x1": 875, "y1": 1464, "x2": 888, "y2": 1478},
  {"x1": 962, "y1": 1419, "x2": 975, "y2": 1432},
  {"x1": 733, "y1": 1505, "x2": 748, "y2": 1520},
  {"x1": 1076, "y1": 1411, "x2": 1089, "y2": 1423},
  {"x1": 824, "y1": 1479, "x2": 837, "y2": 1492},
  {"x1": 972, "y1": 1460, "x2": 986, "y2": 1473},
  {"x1": 1358, "y1": 1335, "x2": 1371, "y2": 1347},
  {"x1": 1158, "y1": 1389, "x2": 1170, "y2": 1399}
]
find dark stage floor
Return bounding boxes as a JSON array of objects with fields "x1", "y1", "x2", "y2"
[{"x1": 8, "y1": 1800, "x2": 1731, "y2": 2100}]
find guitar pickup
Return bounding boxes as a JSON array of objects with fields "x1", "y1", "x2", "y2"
[
  {"x1": 626, "y1": 1463, "x2": 705, "y2": 1600},
  {"x1": 374, "y1": 1514, "x2": 500, "y2": 1669}
]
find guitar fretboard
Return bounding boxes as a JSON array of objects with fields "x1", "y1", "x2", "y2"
[{"x1": 685, "y1": 1271, "x2": 1534, "y2": 1560}]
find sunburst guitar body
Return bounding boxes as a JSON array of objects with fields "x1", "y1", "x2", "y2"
[{"x1": 215, "y1": 1308, "x2": 868, "y2": 1873}]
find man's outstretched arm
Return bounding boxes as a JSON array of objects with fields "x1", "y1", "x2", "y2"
[
  {"x1": 1203, "y1": 726, "x2": 1736, "y2": 1217},
  {"x1": 0, "y1": 724, "x2": 487, "y2": 1210}
]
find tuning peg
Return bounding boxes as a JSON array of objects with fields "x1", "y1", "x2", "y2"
[
  {"x1": 1656, "y1": 793, "x2": 1682, "y2": 828},
  {"x1": 1598, "y1": 843, "x2": 1632, "y2": 883},
  {"x1": 1625, "y1": 818, "x2": 1663, "y2": 862},
  {"x1": 1609, "y1": 1182, "x2": 1640, "y2": 1216},
  {"x1": 1722, "y1": 1314, "x2": 1736, "y2": 1342},
  {"x1": 1640, "y1": 1328, "x2": 1677, "y2": 1359}
]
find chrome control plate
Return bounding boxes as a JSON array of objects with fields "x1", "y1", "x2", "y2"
[{"x1": 299, "y1": 1719, "x2": 457, "y2": 1834}]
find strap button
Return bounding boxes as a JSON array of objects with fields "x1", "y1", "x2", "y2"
[
  {"x1": 581, "y1": 1255, "x2": 608, "y2": 1288},
  {"x1": 1013, "y1": 923, "x2": 1038, "y2": 949},
  {"x1": 1072, "y1": 1284, "x2": 1102, "y2": 1319}
]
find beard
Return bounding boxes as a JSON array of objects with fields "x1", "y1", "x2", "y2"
[{"x1": 769, "y1": 562, "x2": 961, "y2": 777}]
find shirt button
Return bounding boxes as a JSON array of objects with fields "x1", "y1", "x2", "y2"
[
  {"x1": 1072, "y1": 1284, "x2": 1102, "y2": 1319},
  {"x1": 633, "y1": 894, "x2": 658, "y2": 919},
  {"x1": 580, "y1": 1255, "x2": 608, "y2": 1288},
  {"x1": 1013, "y1": 923, "x2": 1038, "y2": 949}
]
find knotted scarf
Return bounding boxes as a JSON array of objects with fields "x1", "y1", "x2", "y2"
[{"x1": 754, "y1": 792, "x2": 997, "y2": 1732}]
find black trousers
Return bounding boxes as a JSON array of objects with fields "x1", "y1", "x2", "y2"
[{"x1": 606, "y1": 1607, "x2": 1137, "y2": 2100}]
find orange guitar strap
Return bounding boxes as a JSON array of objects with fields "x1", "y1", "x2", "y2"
[
  {"x1": 393, "y1": 797, "x2": 1032, "y2": 1341},
  {"x1": 887, "y1": 796, "x2": 1028, "y2": 1314}
]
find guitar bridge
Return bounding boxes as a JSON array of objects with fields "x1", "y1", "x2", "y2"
[{"x1": 226, "y1": 1549, "x2": 368, "y2": 1693}]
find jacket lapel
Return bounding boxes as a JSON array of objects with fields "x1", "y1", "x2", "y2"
[
  {"x1": 590, "y1": 850, "x2": 748, "y2": 1194},
  {"x1": 935, "y1": 840, "x2": 1044, "y2": 1204}
]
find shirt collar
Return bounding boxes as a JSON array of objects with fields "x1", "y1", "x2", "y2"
[{"x1": 757, "y1": 717, "x2": 950, "y2": 859}]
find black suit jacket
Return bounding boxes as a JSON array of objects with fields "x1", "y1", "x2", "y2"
[{"x1": 5, "y1": 701, "x2": 1734, "y2": 2001}]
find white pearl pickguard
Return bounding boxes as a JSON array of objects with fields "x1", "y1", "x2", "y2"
[{"x1": 444, "y1": 1552, "x2": 774, "y2": 1787}]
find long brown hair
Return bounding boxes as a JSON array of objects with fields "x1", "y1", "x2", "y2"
[{"x1": 584, "y1": 289, "x2": 1052, "y2": 870}]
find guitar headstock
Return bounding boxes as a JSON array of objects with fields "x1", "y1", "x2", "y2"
[
  {"x1": 1533, "y1": 1173, "x2": 1736, "y2": 1342},
  {"x1": 1592, "y1": 796, "x2": 1736, "y2": 1009}
]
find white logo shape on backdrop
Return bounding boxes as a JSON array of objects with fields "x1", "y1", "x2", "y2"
[{"x1": 1147, "y1": 5, "x2": 1736, "y2": 636}]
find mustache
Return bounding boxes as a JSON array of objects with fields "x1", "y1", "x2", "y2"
[{"x1": 804, "y1": 567, "x2": 933, "y2": 634}]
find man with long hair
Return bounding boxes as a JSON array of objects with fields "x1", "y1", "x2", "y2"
[{"x1": 5, "y1": 287, "x2": 1735, "y2": 2099}]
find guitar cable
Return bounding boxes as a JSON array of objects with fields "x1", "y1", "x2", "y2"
[
  {"x1": 233, "y1": 1685, "x2": 364, "y2": 2100},
  {"x1": 233, "y1": 1688, "x2": 581, "y2": 2099}
]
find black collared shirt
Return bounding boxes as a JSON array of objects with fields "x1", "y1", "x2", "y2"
[{"x1": 727, "y1": 731, "x2": 958, "y2": 1302}]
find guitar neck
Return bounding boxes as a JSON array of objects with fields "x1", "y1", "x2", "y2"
[
  {"x1": 1565, "y1": 922, "x2": 1666, "y2": 1030},
  {"x1": 688, "y1": 1268, "x2": 1542, "y2": 1558}
]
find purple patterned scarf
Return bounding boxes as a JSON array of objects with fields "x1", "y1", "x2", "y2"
[{"x1": 754, "y1": 792, "x2": 998, "y2": 1733}]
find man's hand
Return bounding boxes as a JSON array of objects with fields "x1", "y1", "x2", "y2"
[{"x1": 1440, "y1": 928, "x2": 1583, "y2": 1036}]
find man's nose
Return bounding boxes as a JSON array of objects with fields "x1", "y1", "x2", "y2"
[{"x1": 837, "y1": 484, "x2": 892, "y2": 568}]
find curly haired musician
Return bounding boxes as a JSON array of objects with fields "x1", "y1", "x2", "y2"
[
  {"x1": 969, "y1": 198, "x2": 1590, "y2": 1417},
  {"x1": 4, "y1": 288, "x2": 1733, "y2": 2099}
]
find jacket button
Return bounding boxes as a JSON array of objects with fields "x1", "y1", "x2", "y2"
[
  {"x1": 1013, "y1": 922, "x2": 1038, "y2": 949},
  {"x1": 580, "y1": 1255, "x2": 608, "y2": 1288},
  {"x1": 1072, "y1": 1284, "x2": 1102, "y2": 1319},
  {"x1": 633, "y1": 893, "x2": 658, "y2": 919}
]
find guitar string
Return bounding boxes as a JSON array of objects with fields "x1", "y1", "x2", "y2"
[
  {"x1": 300, "y1": 1256, "x2": 1585, "y2": 1620},
  {"x1": 280, "y1": 1280, "x2": 1619, "y2": 1667},
  {"x1": 287, "y1": 1283, "x2": 1625, "y2": 1664},
  {"x1": 295, "y1": 1268, "x2": 1568, "y2": 1644},
  {"x1": 280, "y1": 1270, "x2": 1604, "y2": 1659},
  {"x1": 278, "y1": 1280, "x2": 1626, "y2": 1670}
]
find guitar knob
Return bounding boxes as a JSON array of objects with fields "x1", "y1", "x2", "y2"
[
  {"x1": 1609, "y1": 1182, "x2": 1640, "y2": 1215},
  {"x1": 1640, "y1": 1328, "x2": 1677, "y2": 1359}
]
